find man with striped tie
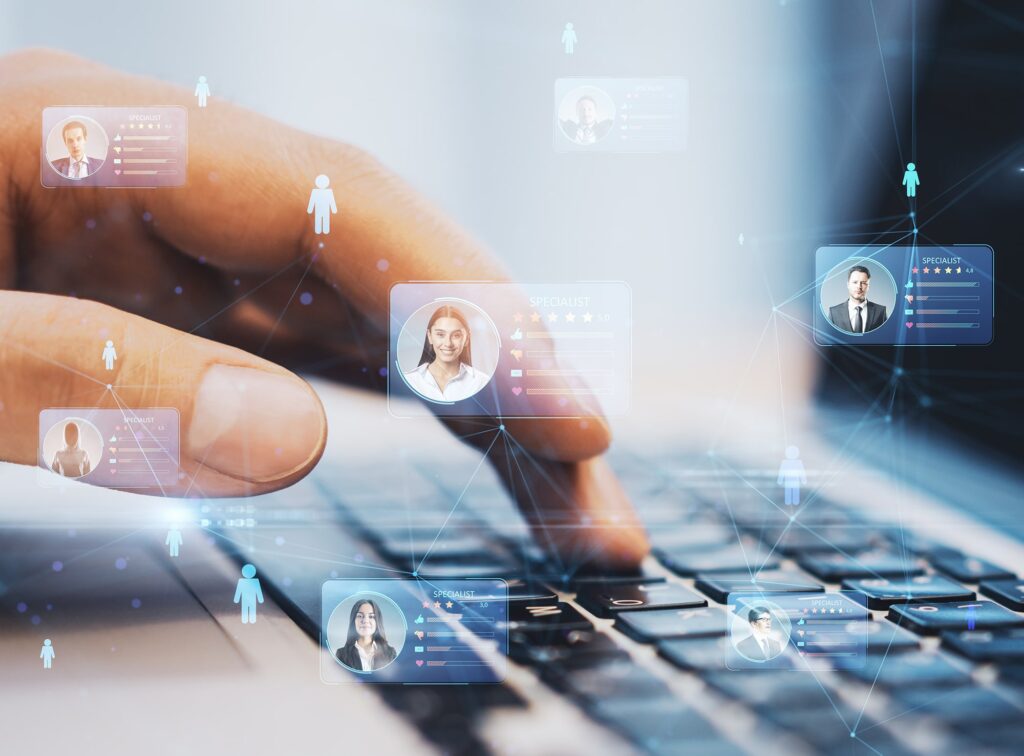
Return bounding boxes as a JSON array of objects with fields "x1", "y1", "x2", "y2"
[
  {"x1": 829, "y1": 265, "x2": 888, "y2": 334},
  {"x1": 50, "y1": 120, "x2": 98, "y2": 180}
]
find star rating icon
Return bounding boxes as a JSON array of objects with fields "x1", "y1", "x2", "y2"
[
  {"x1": 923, "y1": 267, "x2": 930, "y2": 274},
  {"x1": 434, "y1": 601, "x2": 441, "y2": 609},
  {"x1": 513, "y1": 312, "x2": 523, "y2": 323},
  {"x1": 422, "y1": 600, "x2": 431, "y2": 608},
  {"x1": 547, "y1": 312, "x2": 558, "y2": 323},
  {"x1": 945, "y1": 267, "x2": 952, "y2": 274},
  {"x1": 912, "y1": 267, "x2": 919, "y2": 274},
  {"x1": 956, "y1": 267, "x2": 962, "y2": 274},
  {"x1": 583, "y1": 312, "x2": 593, "y2": 323},
  {"x1": 530, "y1": 312, "x2": 541, "y2": 323},
  {"x1": 445, "y1": 601, "x2": 453, "y2": 609},
  {"x1": 565, "y1": 312, "x2": 576, "y2": 323}
]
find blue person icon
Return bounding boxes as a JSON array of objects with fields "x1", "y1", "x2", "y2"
[
  {"x1": 233, "y1": 563, "x2": 264, "y2": 624},
  {"x1": 307, "y1": 174, "x2": 338, "y2": 235},
  {"x1": 165, "y1": 525, "x2": 183, "y2": 558},
  {"x1": 561, "y1": 22, "x2": 578, "y2": 54},
  {"x1": 40, "y1": 639, "x2": 55, "y2": 669},
  {"x1": 902, "y1": 162, "x2": 920, "y2": 197},
  {"x1": 194, "y1": 75, "x2": 211, "y2": 108},
  {"x1": 777, "y1": 445, "x2": 808, "y2": 506}
]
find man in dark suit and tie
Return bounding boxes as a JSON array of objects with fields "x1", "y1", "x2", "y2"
[
  {"x1": 735, "y1": 606, "x2": 784, "y2": 661},
  {"x1": 49, "y1": 120, "x2": 101, "y2": 180},
  {"x1": 829, "y1": 264, "x2": 887, "y2": 334}
]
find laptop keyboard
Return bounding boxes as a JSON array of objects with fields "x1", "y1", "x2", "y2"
[{"x1": 215, "y1": 451, "x2": 1024, "y2": 755}]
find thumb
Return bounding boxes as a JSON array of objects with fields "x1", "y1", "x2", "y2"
[{"x1": 0, "y1": 291, "x2": 327, "y2": 497}]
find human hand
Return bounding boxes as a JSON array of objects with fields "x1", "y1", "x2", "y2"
[{"x1": 0, "y1": 49, "x2": 648, "y2": 568}]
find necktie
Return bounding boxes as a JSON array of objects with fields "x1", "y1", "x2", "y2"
[
  {"x1": 73, "y1": 161, "x2": 84, "y2": 178},
  {"x1": 853, "y1": 305, "x2": 863, "y2": 333}
]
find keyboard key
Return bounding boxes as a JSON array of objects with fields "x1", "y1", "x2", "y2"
[
  {"x1": 844, "y1": 652, "x2": 971, "y2": 688},
  {"x1": 615, "y1": 606, "x2": 727, "y2": 642},
  {"x1": 546, "y1": 569, "x2": 665, "y2": 591},
  {"x1": 589, "y1": 699, "x2": 740, "y2": 756},
  {"x1": 544, "y1": 658, "x2": 669, "y2": 702},
  {"x1": 942, "y1": 628, "x2": 1024, "y2": 662},
  {"x1": 889, "y1": 600, "x2": 1024, "y2": 635},
  {"x1": 577, "y1": 581, "x2": 706, "y2": 618},
  {"x1": 798, "y1": 551, "x2": 924, "y2": 581},
  {"x1": 843, "y1": 575, "x2": 975, "y2": 609},
  {"x1": 893, "y1": 686, "x2": 1024, "y2": 725},
  {"x1": 521, "y1": 629, "x2": 627, "y2": 668},
  {"x1": 376, "y1": 529, "x2": 496, "y2": 562},
  {"x1": 932, "y1": 552, "x2": 1016, "y2": 582},
  {"x1": 704, "y1": 671, "x2": 827, "y2": 708},
  {"x1": 694, "y1": 570, "x2": 823, "y2": 603},
  {"x1": 416, "y1": 559, "x2": 521, "y2": 579},
  {"x1": 507, "y1": 601, "x2": 591, "y2": 631},
  {"x1": 647, "y1": 522, "x2": 735, "y2": 550},
  {"x1": 656, "y1": 544, "x2": 780, "y2": 576},
  {"x1": 757, "y1": 525, "x2": 888, "y2": 555},
  {"x1": 980, "y1": 578, "x2": 1024, "y2": 611},
  {"x1": 851, "y1": 619, "x2": 921, "y2": 655},
  {"x1": 658, "y1": 636, "x2": 732, "y2": 671}
]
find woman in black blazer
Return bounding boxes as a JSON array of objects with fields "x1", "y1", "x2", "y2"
[{"x1": 335, "y1": 597, "x2": 398, "y2": 672}]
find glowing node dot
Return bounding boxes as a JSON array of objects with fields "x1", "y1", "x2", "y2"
[
  {"x1": 115, "y1": 557, "x2": 128, "y2": 570},
  {"x1": 377, "y1": 259, "x2": 389, "y2": 272},
  {"x1": 174, "y1": 286, "x2": 183, "y2": 295},
  {"x1": 85, "y1": 219, "x2": 97, "y2": 230},
  {"x1": 299, "y1": 292, "x2": 313, "y2": 305},
  {"x1": 131, "y1": 598, "x2": 142, "y2": 609},
  {"x1": 52, "y1": 561, "x2": 63, "y2": 572}
]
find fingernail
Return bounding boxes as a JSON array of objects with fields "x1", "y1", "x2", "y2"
[{"x1": 188, "y1": 365, "x2": 326, "y2": 483}]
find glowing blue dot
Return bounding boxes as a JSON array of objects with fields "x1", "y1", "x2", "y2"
[
  {"x1": 233, "y1": 278, "x2": 240, "y2": 286},
  {"x1": 330, "y1": 570, "x2": 338, "y2": 578},
  {"x1": 377, "y1": 259, "x2": 389, "y2": 272},
  {"x1": 275, "y1": 536, "x2": 285, "y2": 546},
  {"x1": 115, "y1": 557, "x2": 128, "y2": 570},
  {"x1": 499, "y1": 424, "x2": 506, "y2": 431},
  {"x1": 52, "y1": 561, "x2": 63, "y2": 572},
  {"x1": 131, "y1": 598, "x2": 142, "y2": 609},
  {"x1": 16, "y1": 602, "x2": 27, "y2": 613},
  {"x1": 378, "y1": 367, "x2": 388, "y2": 377},
  {"x1": 142, "y1": 211, "x2": 153, "y2": 222},
  {"x1": 31, "y1": 615, "x2": 41, "y2": 625},
  {"x1": 283, "y1": 577, "x2": 293, "y2": 587},
  {"x1": 174, "y1": 286, "x2": 183, "y2": 295},
  {"x1": 85, "y1": 219, "x2": 97, "y2": 230},
  {"x1": 46, "y1": 604, "x2": 53, "y2": 611},
  {"x1": 299, "y1": 292, "x2": 313, "y2": 305},
  {"x1": 198, "y1": 256, "x2": 207, "y2": 265}
]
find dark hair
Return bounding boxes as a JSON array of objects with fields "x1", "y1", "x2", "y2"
[
  {"x1": 847, "y1": 265, "x2": 871, "y2": 280},
  {"x1": 417, "y1": 305, "x2": 473, "y2": 367},
  {"x1": 62, "y1": 120, "x2": 88, "y2": 140},
  {"x1": 345, "y1": 598, "x2": 390, "y2": 647},
  {"x1": 64, "y1": 422, "x2": 80, "y2": 446},
  {"x1": 748, "y1": 606, "x2": 771, "y2": 623}
]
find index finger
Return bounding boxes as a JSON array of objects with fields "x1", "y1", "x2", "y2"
[{"x1": 3, "y1": 48, "x2": 610, "y2": 462}]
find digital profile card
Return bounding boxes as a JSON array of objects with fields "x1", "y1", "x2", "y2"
[
  {"x1": 554, "y1": 77, "x2": 688, "y2": 153},
  {"x1": 41, "y1": 107, "x2": 188, "y2": 188},
  {"x1": 814, "y1": 245, "x2": 994, "y2": 346},
  {"x1": 320, "y1": 579, "x2": 508, "y2": 684},
  {"x1": 38, "y1": 408, "x2": 180, "y2": 490},
  {"x1": 388, "y1": 282, "x2": 632, "y2": 418},
  {"x1": 726, "y1": 592, "x2": 868, "y2": 672}
]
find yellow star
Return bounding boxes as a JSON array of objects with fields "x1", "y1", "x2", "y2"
[
  {"x1": 583, "y1": 312, "x2": 593, "y2": 323},
  {"x1": 945, "y1": 267, "x2": 952, "y2": 274},
  {"x1": 956, "y1": 267, "x2": 962, "y2": 274},
  {"x1": 530, "y1": 312, "x2": 541, "y2": 323},
  {"x1": 445, "y1": 601, "x2": 453, "y2": 609},
  {"x1": 923, "y1": 267, "x2": 930, "y2": 274},
  {"x1": 433, "y1": 601, "x2": 441, "y2": 609},
  {"x1": 565, "y1": 312, "x2": 576, "y2": 323}
]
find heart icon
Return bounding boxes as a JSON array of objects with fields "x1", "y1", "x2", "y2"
[
  {"x1": 905, "y1": 295, "x2": 914, "y2": 303},
  {"x1": 511, "y1": 387, "x2": 522, "y2": 396},
  {"x1": 415, "y1": 631, "x2": 424, "y2": 640},
  {"x1": 906, "y1": 322, "x2": 914, "y2": 328},
  {"x1": 114, "y1": 170, "x2": 121, "y2": 175},
  {"x1": 510, "y1": 349, "x2": 523, "y2": 361},
  {"x1": 415, "y1": 660, "x2": 424, "y2": 667}
]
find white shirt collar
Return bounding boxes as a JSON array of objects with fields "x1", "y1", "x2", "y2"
[{"x1": 415, "y1": 361, "x2": 474, "y2": 383}]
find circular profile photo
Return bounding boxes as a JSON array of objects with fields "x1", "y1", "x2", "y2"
[
  {"x1": 44, "y1": 115, "x2": 109, "y2": 181},
  {"x1": 729, "y1": 600, "x2": 791, "y2": 664},
  {"x1": 326, "y1": 592, "x2": 407, "y2": 674},
  {"x1": 396, "y1": 298, "x2": 500, "y2": 404},
  {"x1": 557, "y1": 85, "x2": 616, "y2": 146},
  {"x1": 820, "y1": 258, "x2": 897, "y2": 335},
  {"x1": 41, "y1": 416, "x2": 103, "y2": 479}
]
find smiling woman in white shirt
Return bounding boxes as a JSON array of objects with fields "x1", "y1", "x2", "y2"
[
  {"x1": 402, "y1": 304, "x2": 493, "y2": 402},
  {"x1": 334, "y1": 598, "x2": 398, "y2": 673}
]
